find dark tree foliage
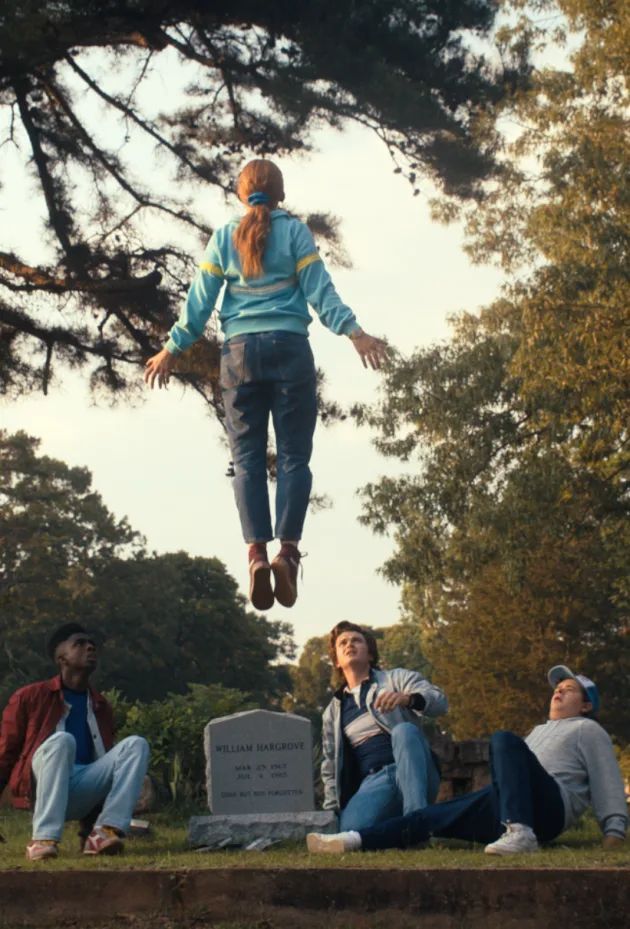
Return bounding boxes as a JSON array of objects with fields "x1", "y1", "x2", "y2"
[
  {"x1": 85, "y1": 550, "x2": 296, "y2": 703},
  {"x1": 0, "y1": 0, "x2": 522, "y2": 409},
  {"x1": 0, "y1": 430, "x2": 295, "y2": 707}
]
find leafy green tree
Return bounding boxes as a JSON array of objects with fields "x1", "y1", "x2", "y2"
[
  {"x1": 359, "y1": 1, "x2": 629, "y2": 741},
  {"x1": 461, "y1": 2, "x2": 628, "y2": 489},
  {"x1": 284, "y1": 636, "x2": 331, "y2": 714},
  {"x1": 379, "y1": 619, "x2": 431, "y2": 678},
  {"x1": 111, "y1": 683, "x2": 253, "y2": 801},
  {"x1": 0, "y1": 1, "x2": 524, "y2": 405},
  {"x1": 434, "y1": 0, "x2": 629, "y2": 489},
  {"x1": 0, "y1": 430, "x2": 296, "y2": 707},
  {"x1": 360, "y1": 323, "x2": 629, "y2": 740},
  {"x1": 86, "y1": 550, "x2": 295, "y2": 703},
  {"x1": 283, "y1": 634, "x2": 332, "y2": 744},
  {"x1": 0, "y1": 429, "x2": 139, "y2": 701}
]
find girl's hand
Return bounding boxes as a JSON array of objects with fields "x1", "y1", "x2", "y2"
[
  {"x1": 144, "y1": 348, "x2": 176, "y2": 389},
  {"x1": 350, "y1": 331, "x2": 388, "y2": 370}
]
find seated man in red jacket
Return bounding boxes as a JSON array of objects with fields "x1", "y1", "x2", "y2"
[{"x1": 0, "y1": 623, "x2": 149, "y2": 861}]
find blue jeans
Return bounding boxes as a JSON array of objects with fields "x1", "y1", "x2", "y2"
[
  {"x1": 31, "y1": 731, "x2": 150, "y2": 841},
  {"x1": 339, "y1": 723, "x2": 441, "y2": 831},
  {"x1": 221, "y1": 331, "x2": 318, "y2": 543},
  {"x1": 359, "y1": 730, "x2": 566, "y2": 850}
]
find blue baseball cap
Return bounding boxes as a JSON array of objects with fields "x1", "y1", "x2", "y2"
[{"x1": 548, "y1": 665, "x2": 600, "y2": 716}]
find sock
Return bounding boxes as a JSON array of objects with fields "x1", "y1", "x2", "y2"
[
  {"x1": 344, "y1": 830, "x2": 363, "y2": 851},
  {"x1": 507, "y1": 823, "x2": 536, "y2": 839},
  {"x1": 248, "y1": 542, "x2": 268, "y2": 562}
]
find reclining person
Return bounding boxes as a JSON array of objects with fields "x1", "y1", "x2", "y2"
[
  {"x1": 0, "y1": 623, "x2": 150, "y2": 861},
  {"x1": 309, "y1": 665, "x2": 627, "y2": 855},
  {"x1": 321, "y1": 621, "x2": 448, "y2": 832}
]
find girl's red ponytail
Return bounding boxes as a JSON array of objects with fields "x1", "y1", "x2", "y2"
[{"x1": 234, "y1": 160, "x2": 284, "y2": 278}]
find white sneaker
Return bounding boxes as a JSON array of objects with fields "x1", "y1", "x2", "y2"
[
  {"x1": 484, "y1": 823, "x2": 539, "y2": 856},
  {"x1": 306, "y1": 831, "x2": 361, "y2": 854}
]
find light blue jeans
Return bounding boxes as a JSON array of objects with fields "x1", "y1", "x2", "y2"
[
  {"x1": 31, "y1": 731, "x2": 150, "y2": 841},
  {"x1": 339, "y1": 722, "x2": 441, "y2": 832}
]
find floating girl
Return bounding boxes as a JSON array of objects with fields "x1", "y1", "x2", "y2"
[{"x1": 145, "y1": 159, "x2": 387, "y2": 610}]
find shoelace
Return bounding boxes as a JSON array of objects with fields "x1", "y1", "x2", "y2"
[
  {"x1": 294, "y1": 550, "x2": 307, "y2": 582},
  {"x1": 277, "y1": 549, "x2": 307, "y2": 586}
]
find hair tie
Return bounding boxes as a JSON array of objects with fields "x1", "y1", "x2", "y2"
[{"x1": 247, "y1": 191, "x2": 270, "y2": 206}]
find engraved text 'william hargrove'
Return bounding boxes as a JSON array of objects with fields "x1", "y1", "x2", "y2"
[{"x1": 215, "y1": 741, "x2": 305, "y2": 753}]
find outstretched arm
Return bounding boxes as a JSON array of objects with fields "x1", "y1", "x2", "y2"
[
  {"x1": 294, "y1": 223, "x2": 388, "y2": 368},
  {"x1": 144, "y1": 233, "x2": 224, "y2": 388}
]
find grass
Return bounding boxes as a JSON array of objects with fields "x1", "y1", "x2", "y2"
[{"x1": 1, "y1": 806, "x2": 628, "y2": 871}]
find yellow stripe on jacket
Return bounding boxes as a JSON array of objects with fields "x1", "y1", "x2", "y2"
[
  {"x1": 199, "y1": 261, "x2": 224, "y2": 277},
  {"x1": 296, "y1": 252, "x2": 321, "y2": 273}
]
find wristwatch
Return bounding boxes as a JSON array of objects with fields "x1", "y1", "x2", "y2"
[
  {"x1": 348, "y1": 328, "x2": 365, "y2": 341},
  {"x1": 408, "y1": 693, "x2": 426, "y2": 711}
]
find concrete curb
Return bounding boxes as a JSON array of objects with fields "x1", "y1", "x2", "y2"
[{"x1": 0, "y1": 867, "x2": 628, "y2": 928}]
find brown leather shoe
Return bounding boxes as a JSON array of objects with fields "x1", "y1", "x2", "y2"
[
  {"x1": 248, "y1": 543, "x2": 274, "y2": 610},
  {"x1": 271, "y1": 544, "x2": 302, "y2": 608}
]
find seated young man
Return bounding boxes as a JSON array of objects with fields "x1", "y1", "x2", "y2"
[
  {"x1": 321, "y1": 621, "x2": 448, "y2": 832},
  {"x1": 309, "y1": 665, "x2": 627, "y2": 856},
  {"x1": 0, "y1": 623, "x2": 150, "y2": 861}
]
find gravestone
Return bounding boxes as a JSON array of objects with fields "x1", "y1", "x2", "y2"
[
  {"x1": 207, "y1": 709, "x2": 314, "y2": 814},
  {"x1": 189, "y1": 709, "x2": 336, "y2": 849}
]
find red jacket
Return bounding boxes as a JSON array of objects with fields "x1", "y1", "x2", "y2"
[{"x1": 0, "y1": 676, "x2": 114, "y2": 809}]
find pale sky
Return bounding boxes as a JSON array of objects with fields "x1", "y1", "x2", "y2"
[{"x1": 1, "y1": 76, "x2": 504, "y2": 652}]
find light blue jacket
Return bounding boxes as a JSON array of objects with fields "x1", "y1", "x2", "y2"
[
  {"x1": 165, "y1": 210, "x2": 360, "y2": 353},
  {"x1": 321, "y1": 667, "x2": 448, "y2": 812}
]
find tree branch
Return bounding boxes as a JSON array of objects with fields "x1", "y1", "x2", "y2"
[
  {"x1": 123, "y1": 50, "x2": 154, "y2": 108},
  {"x1": 0, "y1": 304, "x2": 131, "y2": 362},
  {"x1": 41, "y1": 74, "x2": 210, "y2": 235},
  {"x1": 64, "y1": 54, "x2": 222, "y2": 189},
  {"x1": 0, "y1": 253, "x2": 67, "y2": 291},
  {"x1": 0, "y1": 251, "x2": 162, "y2": 296},
  {"x1": 42, "y1": 341, "x2": 53, "y2": 395},
  {"x1": 13, "y1": 80, "x2": 76, "y2": 263}
]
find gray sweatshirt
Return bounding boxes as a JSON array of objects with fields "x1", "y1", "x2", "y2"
[{"x1": 526, "y1": 716, "x2": 627, "y2": 837}]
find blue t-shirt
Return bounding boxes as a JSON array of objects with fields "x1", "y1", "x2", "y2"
[{"x1": 62, "y1": 688, "x2": 93, "y2": 765}]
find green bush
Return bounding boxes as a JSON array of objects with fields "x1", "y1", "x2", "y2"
[{"x1": 105, "y1": 683, "x2": 254, "y2": 803}]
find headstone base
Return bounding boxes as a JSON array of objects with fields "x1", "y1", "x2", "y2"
[{"x1": 189, "y1": 810, "x2": 337, "y2": 849}]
